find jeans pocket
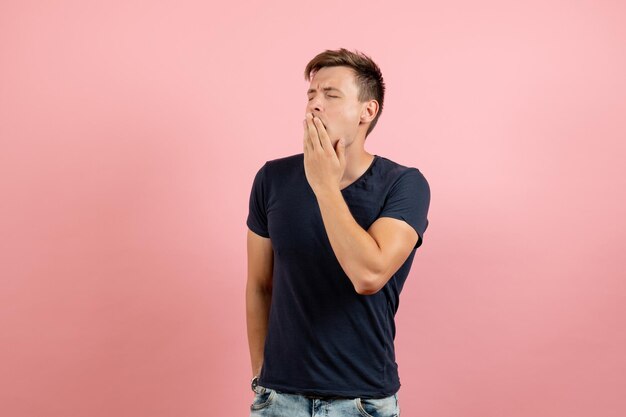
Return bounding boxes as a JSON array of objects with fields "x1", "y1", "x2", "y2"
[
  {"x1": 250, "y1": 385, "x2": 277, "y2": 411},
  {"x1": 355, "y1": 392, "x2": 398, "y2": 417}
]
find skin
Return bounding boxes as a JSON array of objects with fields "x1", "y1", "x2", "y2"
[
  {"x1": 303, "y1": 65, "x2": 419, "y2": 295},
  {"x1": 246, "y1": 65, "x2": 420, "y2": 379},
  {"x1": 304, "y1": 66, "x2": 377, "y2": 189}
]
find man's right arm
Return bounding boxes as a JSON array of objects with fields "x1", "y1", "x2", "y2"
[{"x1": 246, "y1": 228, "x2": 274, "y2": 378}]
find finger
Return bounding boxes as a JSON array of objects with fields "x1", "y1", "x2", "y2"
[
  {"x1": 303, "y1": 119, "x2": 310, "y2": 153},
  {"x1": 336, "y1": 138, "x2": 346, "y2": 167},
  {"x1": 313, "y1": 116, "x2": 333, "y2": 155},
  {"x1": 306, "y1": 113, "x2": 322, "y2": 151}
]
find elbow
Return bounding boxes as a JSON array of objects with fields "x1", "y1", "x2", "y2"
[
  {"x1": 350, "y1": 254, "x2": 385, "y2": 295},
  {"x1": 354, "y1": 271, "x2": 383, "y2": 296},
  {"x1": 355, "y1": 286, "x2": 380, "y2": 296}
]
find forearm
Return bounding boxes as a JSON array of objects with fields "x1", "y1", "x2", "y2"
[
  {"x1": 315, "y1": 187, "x2": 382, "y2": 293},
  {"x1": 246, "y1": 283, "x2": 272, "y2": 377}
]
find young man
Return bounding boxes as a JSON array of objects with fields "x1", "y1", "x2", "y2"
[{"x1": 246, "y1": 48, "x2": 430, "y2": 417}]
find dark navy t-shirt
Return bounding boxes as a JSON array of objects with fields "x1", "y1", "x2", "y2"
[{"x1": 246, "y1": 152, "x2": 430, "y2": 399}]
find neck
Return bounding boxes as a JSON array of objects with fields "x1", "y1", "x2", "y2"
[{"x1": 340, "y1": 142, "x2": 374, "y2": 188}]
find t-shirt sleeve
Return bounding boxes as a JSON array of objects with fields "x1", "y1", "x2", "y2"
[
  {"x1": 246, "y1": 162, "x2": 270, "y2": 238},
  {"x1": 378, "y1": 168, "x2": 430, "y2": 249}
]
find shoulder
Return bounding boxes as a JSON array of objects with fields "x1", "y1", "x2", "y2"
[
  {"x1": 263, "y1": 152, "x2": 303, "y2": 176},
  {"x1": 252, "y1": 153, "x2": 304, "y2": 193},
  {"x1": 376, "y1": 155, "x2": 429, "y2": 189}
]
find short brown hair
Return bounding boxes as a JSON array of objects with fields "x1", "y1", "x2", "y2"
[{"x1": 304, "y1": 48, "x2": 385, "y2": 139}]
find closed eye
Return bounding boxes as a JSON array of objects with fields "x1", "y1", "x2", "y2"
[{"x1": 307, "y1": 96, "x2": 339, "y2": 101}]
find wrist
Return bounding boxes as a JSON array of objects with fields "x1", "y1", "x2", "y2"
[{"x1": 314, "y1": 184, "x2": 341, "y2": 200}]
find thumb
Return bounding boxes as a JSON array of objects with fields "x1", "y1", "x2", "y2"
[{"x1": 336, "y1": 138, "x2": 346, "y2": 165}]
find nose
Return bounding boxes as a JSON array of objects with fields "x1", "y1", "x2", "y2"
[{"x1": 307, "y1": 96, "x2": 323, "y2": 114}]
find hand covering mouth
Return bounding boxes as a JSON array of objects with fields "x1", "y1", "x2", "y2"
[{"x1": 311, "y1": 114, "x2": 328, "y2": 130}]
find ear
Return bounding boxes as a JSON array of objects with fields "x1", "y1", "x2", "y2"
[{"x1": 360, "y1": 100, "x2": 379, "y2": 123}]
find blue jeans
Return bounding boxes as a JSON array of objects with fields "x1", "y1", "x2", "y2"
[{"x1": 249, "y1": 384, "x2": 400, "y2": 417}]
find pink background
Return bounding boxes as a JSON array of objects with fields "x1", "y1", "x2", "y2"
[{"x1": 1, "y1": 1, "x2": 625, "y2": 416}]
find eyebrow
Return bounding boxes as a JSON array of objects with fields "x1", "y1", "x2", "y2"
[{"x1": 307, "y1": 87, "x2": 344, "y2": 95}]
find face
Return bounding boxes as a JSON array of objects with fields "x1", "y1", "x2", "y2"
[{"x1": 305, "y1": 66, "x2": 371, "y2": 146}]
